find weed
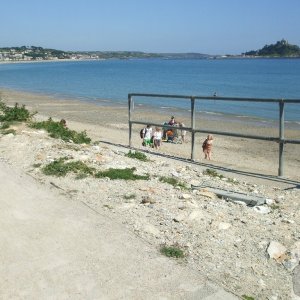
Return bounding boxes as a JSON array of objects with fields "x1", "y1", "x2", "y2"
[
  {"x1": 95, "y1": 167, "x2": 149, "y2": 180},
  {"x1": 1, "y1": 129, "x2": 16, "y2": 135},
  {"x1": 242, "y1": 295, "x2": 255, "y2": 300},
  {"x1": 159, "y1": 176, "x2": 187, "y2": 189},
  {"x1": 0, "y1": 121, "x2": 11, "y2": 129},
  {"x1": 160, "y1": 245, "x2": 185, "y2": 258},
  {"x1": 125, "y1": 150, "x2": 149, "y2": 162},
  {"x1": 30, "y1": 118, "x2": 91, "y2": 144},
  {"x1": 42, "y1": 158, "x2": 95, "y2": 177},
  {"x1": 270, "y1": 204, "x2": 280, "y2": 210},
  {"x1": 0, "y1": 101, "x2": 35, "y2": 122},
  {"x1": 227, "y1": 177, "x2": 239, "y2": 184},
  {"x1": 33, "y1": 163, "x2": 42, "y2": 168},
  {"x1": 203, "y1": 168, "x2": 224, "y2": 179},
  {"x1": 123, "y1": 193, "x2": 136, "y2": 200}
]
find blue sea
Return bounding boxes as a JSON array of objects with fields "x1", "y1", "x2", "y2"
[{"x1": 0, "y1": 58, "x2": 300, "y2": 122}]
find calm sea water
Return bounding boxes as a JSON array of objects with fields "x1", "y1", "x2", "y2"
[{"x1": 0, "y1": 58, "x2": 300, "y2": 122}]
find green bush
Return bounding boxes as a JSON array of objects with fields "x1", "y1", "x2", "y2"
[
  {"x1": 0, "y1": 101, "x2": 34, "y2": 122},
  {"x1": 30, "y1": 118, "x2": 91, "y2": 144},
  {"x1": 42, "y1": 158, "x2": 95, "y2": 177},
  {"x1": 160, "y1": 245, "x2": 185, "y2": 258},
  {"x1": 159, "y1": 176, "x2": 187, "y2": 189},
  {"x1": 203, "y1": 169, "x2": 224, "y2": 179},
  {"x1": 125, "y1": 150, "x2": 149, "y2": 161},
  {"x1": 95, "y1": 167, "x2": 149, "y2": 180}
]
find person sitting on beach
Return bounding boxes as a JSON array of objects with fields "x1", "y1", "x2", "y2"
[
  {"x1": 60, "y1": 119, "x2": 67, "y2": 128},
  {"x1": 166, "y1": 129, "x2": 175, "y2": 142},
  {"x1": 153, "y1": 127, "x2": 162, "y2": 150},
  {"x1": 168, "y1": 116, "x2": 176, "y2": 126},
  {"x1": 202, "y1": 134, "x2": 213, "y2": 160},
  {"x1": 142, "y1": 124, "x2": 153, "y2": 147}
]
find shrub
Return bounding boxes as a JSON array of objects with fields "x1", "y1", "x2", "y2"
[
  {"x1": 123, "y1": 193, "x2": 137, "y2": 200},
  {"x1": 160, "y1": 245, "x2": 185, "y2": 258},
  {"x1": 30, "y1": 118, "x2": 91, "y2": 144},
  {"x1": 42, "y1": 158, "x2": 95, "y2": 177},
  {"x1": 203, "y1": 168, "x2": 224, "y2": 179},
  {"x1": 95, "y1": 167, "x2": 149, "y2": 180},
  {"x1": 159, "y1": 176, "x2": 187, "y2": 189},
  {"x1": 125, "y1": 150, "x2": 149, "y2": 161},
  {"x1": 0, "y1": 101, "x2": 34, "y2": 122}
]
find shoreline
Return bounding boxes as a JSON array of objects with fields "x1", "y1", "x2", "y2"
[{"x1": 1, "y1": 88, "x2": 300, "y2": 180}]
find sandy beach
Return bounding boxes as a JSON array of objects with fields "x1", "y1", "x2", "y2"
[
  {"x1": 1, "y1": 88, "x2": 300, "y2": 299},
  {"x1": 1, "y1": 88, "x2": 299, "y2": 182}
]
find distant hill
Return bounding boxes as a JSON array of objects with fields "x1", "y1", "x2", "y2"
[
  {"x1": 243, "y1": 39, "x2": 300, "y2": 57},
  {"x1": 0, "y1": 46, "x2": 212, "y2": 61}
]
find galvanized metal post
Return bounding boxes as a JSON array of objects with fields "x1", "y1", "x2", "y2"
[
  {"x1": 128, "y1": 94, "x2": 133, "y2": 148},
  {"x1": 191, "y1": 97, "x2": 195, "y2": 160},
  {"x1": 278, "y1": 100, "x2": 285, "y2": 177}
]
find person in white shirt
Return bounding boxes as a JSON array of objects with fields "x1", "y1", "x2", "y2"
[
  {"x1": 153, "y1": 127, "x2": 162, "y2": 150},
  {"x1": 142, "y1": 124, "x2": 153, "y2": 146}
]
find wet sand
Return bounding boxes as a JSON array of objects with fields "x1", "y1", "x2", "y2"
[{"x1": 1, "y1": 88, "x2": 299, "y2": 181}]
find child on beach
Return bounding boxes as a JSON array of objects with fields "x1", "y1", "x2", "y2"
[
  {"x1": 179, "y1": 122, "x2": 186, "y2": 143},
  {"x1": 202, "y1": 134, "x2": 213, "y2": 160},
  {"x1": 153, "y1": 127, "x2": 162, "y2": 150},
  {"x1": 142, "y1": 124, "x2": 153, "y2": 147}
]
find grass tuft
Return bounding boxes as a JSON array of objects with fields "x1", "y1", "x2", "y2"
[
  {"x1": 95, "y1": 168, "x2": 149, "y2": 180},
  {"x1": 42, "y1": 158, "x2": 95, "y2": 177},
  {"x1": 159, "y1": 176, "x2": 187, "y2": 189},
  {"x1": 123, "y1": 193, "x2": 137, "y2": 200},
  {"x1": 30, "y1": 118, "x2": 91, "y2": 144},
  {"x1": 203, "y1": 169, "x2": 224, "y2": 179},
  {"x1": 242, "y1": 296, "x2": 255, "y2": 300},
  {"x1": 160, "y1": 245, "x2": 185, "y2": 258},
  {"x1": 125, "y1": 150, "x2": 149, "y2": 161}
]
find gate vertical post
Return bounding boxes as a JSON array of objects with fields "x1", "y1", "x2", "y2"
[
  {"x1": 128, "y1": 94, "x2": 133, "y2": 148},
  {"x1": 191, "y1": 97, "x2": 195, "y2": 160},
  {"x1": 278, "y1": 100, "x2": 285, "y2": 177}
]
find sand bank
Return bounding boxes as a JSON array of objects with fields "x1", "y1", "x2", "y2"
[{"x1": 1, "y1": 88, "x2": 299, "y2": 181}]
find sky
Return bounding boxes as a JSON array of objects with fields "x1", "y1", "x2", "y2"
[{"x1": 1, "y1": 0, "x2": 300, "y2": 55}]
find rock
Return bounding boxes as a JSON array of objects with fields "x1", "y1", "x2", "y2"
[
  {"x1": 283, "y1": 241, "x2": 300, "y2": 271},
  {"x1": 179, "y1": 193, "x2": 192, "y2": 200},
  {"x1": 187, "y1": 210, "x2": 204, "y2": 222},
  {"x1": 267, "y1": 241, "x2": 287, "y2": 262},
  {"x1": 253, "y1": 206, "x2": 271, "y2": 214},
  {"x1": 218, "y1": 222, "x2": 232, "y2": 230},
  {"x1": 141, "y1": 196, "x2": 155, "y2": 204},
  {"x1": 293, "y1": 265, "x2": 300, "y2": 297},
  {"x1": 190, "y1": 180, "x2": 201, "y2": 187},
  {"x1": 197, "y1": 190, "x2": 216, "y2": 199},
  {"x1": 171, "y1": 171, "x2": 180, "y2": 177},
  {"x1": 266, "y1": 198, "x2": 275, "y2": 206},
  {"x1": 275, "y1": 195, "x2": 284, "y2": 203},
  {"x1": 173, "y1": 213, "x2": 185, "y2": 223}
]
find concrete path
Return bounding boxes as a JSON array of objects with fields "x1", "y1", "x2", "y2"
[{"x1": 0, "y1": 161, "x2": 238, "y2": 300}]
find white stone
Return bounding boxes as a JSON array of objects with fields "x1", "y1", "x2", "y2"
[
  {"x1": 267, "y1": 241, "x2": 287, "y2": 261},
  {"x1": 188, "y1": 210, "x2": 204, "y2": 222},
  {"x1": 179, "y1": 194, "x2": 192, "y2": 200},
  {"x1": 266, "y1": 198, "x2": 275, "y2": 205},
  {"x1": 253, "y1": 206, "x2": 271, "y2": 214},
  {"x1": 218, "y1": 222, "x2": 232, "y2": 230}
]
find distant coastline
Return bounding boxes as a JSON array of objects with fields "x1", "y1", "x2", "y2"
[{"x1": 1, "y1": 40, "x2": 300, "y2": 64}]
